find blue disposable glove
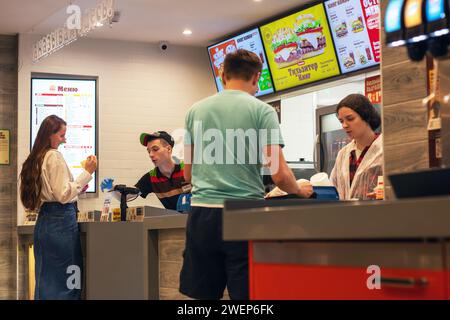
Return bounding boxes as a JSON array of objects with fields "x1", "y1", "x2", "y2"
[
  {"x1": 176, "y1": 193, "x2": 192, "y2": 213},
  {"x1": 100, "y1": 178, "x2": 114, "y2": 192}
]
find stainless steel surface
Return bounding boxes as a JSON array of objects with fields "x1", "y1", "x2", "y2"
[
  {"x1": 252, "y1": 242, "x2": 443, "y2": 269},
  {"x1": 223, "y1": 196, "x2": 450, "y2": 241},
  {"x1": 315, "y1": 104, "x2": 338, "y2": 173}
]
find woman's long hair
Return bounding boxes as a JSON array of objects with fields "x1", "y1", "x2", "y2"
[{"x1": 20, "y1": 115, "x2": 66, "y2": 211}]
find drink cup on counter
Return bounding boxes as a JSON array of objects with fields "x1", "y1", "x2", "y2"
[{"x1": 310, "y1": 172, "x2": 333, "y2": 187}]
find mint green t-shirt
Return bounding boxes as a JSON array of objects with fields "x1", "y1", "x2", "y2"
[{"x1": 184, "y1": 90, "x2": 284, "y2": 206}]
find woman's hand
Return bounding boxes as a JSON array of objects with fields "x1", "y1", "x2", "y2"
[{"x1": 84, "y1": 155, "x2": 97, "y2": 174}]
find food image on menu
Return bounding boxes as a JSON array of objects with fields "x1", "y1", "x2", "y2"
[
  {"x1": 335, "y1": 21, "x2": 348, "y2": 38},
  {"x1": 358, "y1": 52, "x2": 368, "y2": 65},
  {"x1": 294, "y1": 14, "x2": 327, "y2": 59},
  {"x1": 260, "y1": 2, "x2": 340, "y2": 91},
  {"x1": 271, "y1": 28, "x2": 302, "y2": 69},
  {"x1": 352, "y1": 17, "x2": 364, "y2": 33},
  {"x1": 343, "y1": 52, "x2": 356, "y2": 68}
]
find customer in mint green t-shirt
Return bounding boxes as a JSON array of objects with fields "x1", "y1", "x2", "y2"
[{"x1": 179, "y1": 49, "x2": 313, "y2": 300}]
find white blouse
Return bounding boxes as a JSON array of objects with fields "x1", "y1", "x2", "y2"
[{"x1": 40, "y1": 149, "x2": 92, "y2": 205}]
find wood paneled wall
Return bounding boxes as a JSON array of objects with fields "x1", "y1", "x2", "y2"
[
  {"x1": 380, "y1": 0, "x2": 430, "y2": 198},
  {"x1": 0, "y1": 35, "x2": 18, "y2": 299},
  {"x1": 158, "y1": 228, "x2": 229, "y2": 300}
]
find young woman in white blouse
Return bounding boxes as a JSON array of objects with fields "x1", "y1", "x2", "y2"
[
  {"x1": 20, "y1": 115, "x2": 97, "y2": 300},
  {"x1": 330, "y1": 94, "x2": 383, "y2": 200}
]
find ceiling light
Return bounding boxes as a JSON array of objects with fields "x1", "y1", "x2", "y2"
[
  {"x1": 253, "y1": 0, "x2": 263, "y2": 2},
  {"x1": 183, "y1": 29, "x2": 193, "y2": 36}
]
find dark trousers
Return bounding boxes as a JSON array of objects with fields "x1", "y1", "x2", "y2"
[
  {"x1": 179, "y1": 207, "x2": 249, "y2": 300},
  {"x1": 34, "y1": 202, "x2": 83, "y2": 300}
]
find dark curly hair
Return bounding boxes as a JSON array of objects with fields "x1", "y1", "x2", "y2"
[{"x1": 336, "y1": 94, "x2": 381, "y2": 131}]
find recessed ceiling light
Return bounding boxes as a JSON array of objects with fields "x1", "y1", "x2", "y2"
[
  {"x1": 183, "y1": 29, "x2": 193, "y2": 36},
  {"x1": 253, "y1": 0, "x2": 263, "y2": 2}
]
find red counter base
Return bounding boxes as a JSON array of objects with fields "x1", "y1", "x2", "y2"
[
  {"x1": 250, "y1": 263, "x2": 446, "y2": 300},
  {"x1": 249, "y1": 242, "x2": 448, "y2": 300}
]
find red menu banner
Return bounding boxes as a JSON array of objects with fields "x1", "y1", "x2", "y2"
[
  {"x1": 365, "y1": 75, "x2": 381, "y2": 104},
  {"x1": 360, "y1": 0, "x2": 380, "y2": 62}
]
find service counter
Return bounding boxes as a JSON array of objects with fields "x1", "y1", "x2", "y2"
[
  {"x1": 18, "y1": 207, "x2": 188, "y2": 300},
  {"x1": 223, "y1": 196, "x2": 450, "y2": 299}
]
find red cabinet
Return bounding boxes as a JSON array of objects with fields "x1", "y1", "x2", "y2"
[{"x1": 249, "y1": 241, "x2": 446, "y2": 300}]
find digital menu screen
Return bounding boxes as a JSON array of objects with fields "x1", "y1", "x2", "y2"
[
  {"x1": 426, "y1": 0, "x2": 446, "y2": 22},
  {"x1": 31, "y1": 77, "x2": 97, "y2": 193},
  {"x1": 260, "y1": 3, "x2": 340, "y2": 91},
  {"x1": 385, "y1": 0, "x2": 405, "y2": 32},
  {"x1": 207, "y1": 28, "x2": 275, "y2": 97},
  {"x1": 404, "y1": 0, "x2": 424, "y2": 28},
  {"x1": 325, "y1": 0, "x2": 380, "y2": 74}
]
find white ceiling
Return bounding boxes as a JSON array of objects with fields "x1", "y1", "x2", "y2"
[{"x1": 0, "y1": 0, "x2": 311, "y2": 46}]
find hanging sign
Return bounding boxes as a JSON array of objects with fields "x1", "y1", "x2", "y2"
[{"x1": 32, "y1": 0, "x2": 115, "y2": 63}]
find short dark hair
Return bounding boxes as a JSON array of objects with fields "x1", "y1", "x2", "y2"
[
  {"x1": 223, "y1": 49, "x2": 262, "y2": 81},
  {"x1": 336, "y1": 94, "x2": 381, "y2": 131}
]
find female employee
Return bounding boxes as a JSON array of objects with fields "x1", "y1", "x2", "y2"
[
  {"x1": 19, "y1": 115, "x2": 97, "y2": 299},
  {"x1": 330, "y1": 94, "x2": 383, "y2": 200}
]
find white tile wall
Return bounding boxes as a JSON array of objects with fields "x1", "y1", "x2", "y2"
[{"x1": 17, "y1": 34, "x2": 216, "y2": 223}]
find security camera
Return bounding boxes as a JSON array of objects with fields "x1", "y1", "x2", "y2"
[{"x1": 159, "y1": 41, "x2": 169, "y2": 52}]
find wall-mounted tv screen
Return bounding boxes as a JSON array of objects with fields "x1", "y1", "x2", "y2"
[
  {"x1": 260, "y1": 3, "x2": 340, "y2": 92},
  {"x1": 207, "y1": 28, "x2": 275, "y2": 97},
  {"x1": 324, "y1": 0, "x2": 380, "y2": 73},
  {"x1": 31, "y1": 75, "x2": 98, "y2": 193}
]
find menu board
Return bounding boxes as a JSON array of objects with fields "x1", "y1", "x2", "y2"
[
  {"x1": 207, "y1": 28, "x2": 274, "y2": 97},
  {"x1": 260, "y1": 3, "x2": 340, "y2": 91},
  {"x1": 325, "y1": 0, "x2": 380, "y2": 74},
  {"x1": 31, "y1": 77, "x2": 97, "y2": 193}
]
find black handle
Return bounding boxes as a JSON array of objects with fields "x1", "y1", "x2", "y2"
[{"x1": 380, "y1": 276, "x2": 429, "y2": 288}]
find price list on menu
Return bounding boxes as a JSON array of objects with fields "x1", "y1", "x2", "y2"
[
  {"x1": 325, "y1": 0, "x2": 380, "y2": 74},
  {"x1": 31, "y1": 78, "x2": 97, "y2": 192}
]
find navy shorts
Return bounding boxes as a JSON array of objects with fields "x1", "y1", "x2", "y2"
[{"x1": 179, "y1": 207, "x2": 249, "y2": 300}]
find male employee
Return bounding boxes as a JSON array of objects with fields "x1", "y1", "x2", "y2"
[
  {"x1": 101, "y1": 131, "x2": 191, "y2": 211},
  {"x1": 179, "y1": 49, "x2": 313, "y2": 300}
]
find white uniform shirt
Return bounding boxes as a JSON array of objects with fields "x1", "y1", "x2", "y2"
[
  {"x1": 330, "y1": 134, "x2": 383, "y2": 200},
  {"x1": 40, "y1": 149, "x2": 92, "y2": 205}
]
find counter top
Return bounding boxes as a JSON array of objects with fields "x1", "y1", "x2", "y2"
[
  {"x1": 223, "y1": 196, "x2": 450, "y2": 241},
  {"x1": 18, "y1": 210, "x2": 187, "y2": 235}
]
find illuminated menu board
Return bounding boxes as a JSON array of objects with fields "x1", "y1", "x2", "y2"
[
  {"x1": 207, "y1": 28, "x2": 274, "y2": 97},
  {"x1": 260, "y1": 3, "x2": 340, "y2": 91},
  {"x1": 31, "y1": 77, "x2": 97, "y2": 193},
  {"x1": 325, "y1": 0, "x2": 380, "y2": 74}
]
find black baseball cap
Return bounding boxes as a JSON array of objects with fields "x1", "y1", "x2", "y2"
[{"x1": 140, "y1": 131, "x2": 175, "y2": 147}]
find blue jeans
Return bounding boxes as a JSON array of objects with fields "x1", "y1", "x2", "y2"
[{"x1": 34, "y1": 202, "x2": 83, "y2": 300}]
